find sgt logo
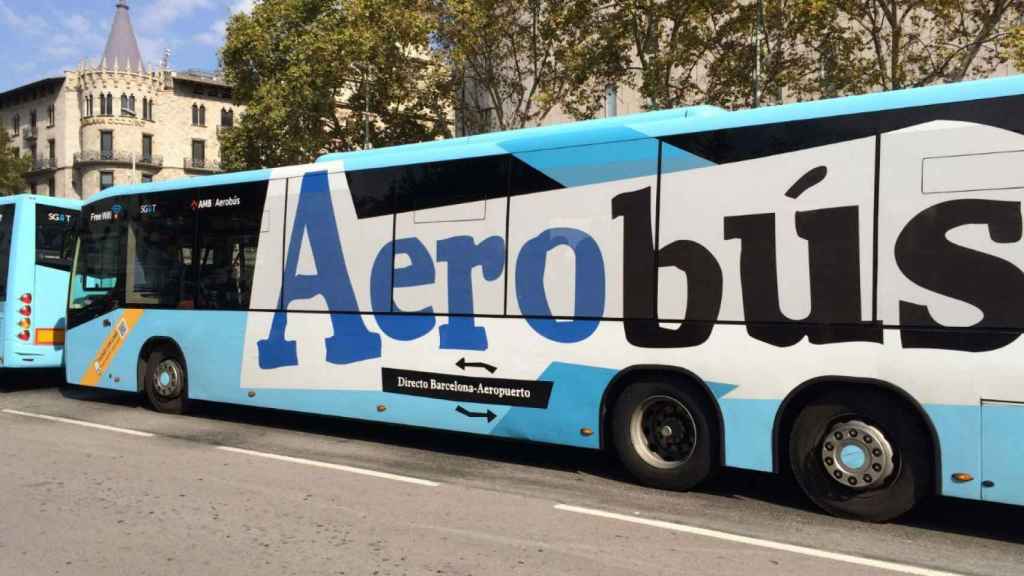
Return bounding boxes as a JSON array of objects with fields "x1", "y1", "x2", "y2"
[{"x1": 140, "y1": 203, "x2": 157, "y2": 215}]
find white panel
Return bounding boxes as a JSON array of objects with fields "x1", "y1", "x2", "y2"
[
  {"x1": 922, "y1": 150, "x2": 1024, "y2": 194},
  {"x1": 394, "y1": 197, "x2": 506, "y2": 315},
  {"x1": 248, "y1": 177, "x2": 286, "y2": 310},
  {"x1": 283, "y1": 171, "x2": 393, "y2": 312},
  {"x1": 507, "y1": 175, "x2": 657, "y2": 319},
  {"x1": 878, "y1": 122, "x2": 1024, "y2": 331},
  {"x1": 658, "y1": 137, "x2": 875, "y2": 322}
]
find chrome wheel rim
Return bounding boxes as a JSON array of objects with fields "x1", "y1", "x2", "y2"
[
  {"x1": 629, "y1": 395, "x2": 697, "y2": 469},
  {"x1": 820, "y1": 419, "x2": 895, "y2": 490},
  {"x1": 152, "y1": 359, "x2": 184, "y2": 399}
]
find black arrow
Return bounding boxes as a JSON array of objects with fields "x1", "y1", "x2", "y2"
[
  {"x1": 456, "y1": 405, "x2": 496, "y2": 422},
  {"x1": 456, "y1": 357, "x2": 497, "y2": 374}
]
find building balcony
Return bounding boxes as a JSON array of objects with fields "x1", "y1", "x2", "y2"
[
  {"x1": 22, "y1": 126, "x2": 37, "y2": 140},
  {"x1": 26, "y1": 157, "x2": 56, "y2": 173},
  {"x1": 184, "y1": 158, "x2": 221, "y2": 173},
  {"x1": 74, "y1": 150, "x2": 164, "y2": 168}
]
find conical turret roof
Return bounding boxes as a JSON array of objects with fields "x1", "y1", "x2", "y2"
[{"x1": 101, "y1": 1, "x2": 144, "y2": 72}]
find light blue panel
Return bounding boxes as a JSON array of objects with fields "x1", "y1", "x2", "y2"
[
  {"x1": 5, "y1": 264, "x2": 70, "y2": 368},
  {"x1": 924, "y1": 404, "x2": 981, "y2": 500},
  {"x1": 490, "y1": 362, "x2": 616, "y2": 448},
  {"x1": 662, "y1": 142, "x2": 715, "y2": 174},
  {"x1": 638, "y1": 74, "x2": 1024, "y2": 140},
  {"x1": 515, "y1": 139, "x2": 661, "y2": 188},
  {"x1": 982, "y1": 403, "x2": 1024, "y2": 506},
  {"x1": 2, "y1": 196, "x2": 35, "y2": 368},
  {"x1": 319, "y1": 106, "x2": 725, "y2": 170},
  {"x1": 88, "y1": 168, "x2": 273, "y2": 203},
  {"x1": 719, "y1": 398, "x2": 781, "y2": 472}
]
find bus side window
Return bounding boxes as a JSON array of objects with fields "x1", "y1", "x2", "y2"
[{"x1": 195, "y1": 182, "x2": 266, "y2": 311}]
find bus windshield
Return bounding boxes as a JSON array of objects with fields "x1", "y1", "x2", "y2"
[
  {"x1": 0, "y1": 204, "x2": 14, "y2": 299},
  {"x1": 69, "y1": 214, "x2": 122, "y2": 317},
  {"x1": 36, "y1": 206, "x2": 77, "y2": 271}
]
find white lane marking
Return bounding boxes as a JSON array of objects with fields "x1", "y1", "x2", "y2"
[
  {"x1": 216, "y1": 445, "x2": 440, "y2": 487},
  {"x1": 2, "y1": 409, "x2": 155, "y2": 438},
  {"x1": 554, "y1": 504, "x2": 965, "y2": 576}
]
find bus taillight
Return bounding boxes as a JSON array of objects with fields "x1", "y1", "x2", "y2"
[
  {"x1": 17, "y1": 318, "x2": 30, "y2": 329},
  {"x1": 19, "y1": 293, "x2": 31, "y2": 304},
  {"x1": 16, "y1": 331, "x2": 30, "y2": 342},
  {"x1": 18, "y1": 305, "x2": 31, "y2": 317}
]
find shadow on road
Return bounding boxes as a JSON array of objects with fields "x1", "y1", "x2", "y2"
[
  {"x1": 51, "y1": 382, "x2": 1024, "y2": 545},
  {"x1": 0, "y1": 368, "x2": 64, "y2": 392}
]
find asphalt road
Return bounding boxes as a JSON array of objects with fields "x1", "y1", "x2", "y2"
[{"x1": 0, "y1": 371, "x2": 1021, "y2": 576}]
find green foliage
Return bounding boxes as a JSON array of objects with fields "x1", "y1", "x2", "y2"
[
  {"x1": 219, "y1": 0, "x2": 452, "y2": 171},
  {"x1": 0, "y1": 129, "x2": 29, "y2": 195},
  {"x1": 220, "y1": 0, "x2": 1024, "y2": 160}
]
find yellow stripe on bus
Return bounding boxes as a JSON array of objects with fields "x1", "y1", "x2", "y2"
[{"x1": 80, "y1": 309, "x2": 144, "y2": 387}]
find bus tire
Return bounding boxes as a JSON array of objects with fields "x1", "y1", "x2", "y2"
[
  {"x1": 143, "y1": 347, "x2": 189, "y2": 415},
  {"x1": 612, "y1": 381, "x2": 717, "y2": 491},
  {"x1": 788, "y1": 389, "x2": 931, "y2": 522}
]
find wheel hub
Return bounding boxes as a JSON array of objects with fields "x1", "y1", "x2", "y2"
[
  {"x1": 153, "y1": 359, "x2": 183, "y2": 399},
  {"x1": 820, "y1": 419, "x2": 895, "y2": 490},
  {"x1": 629, "y1": 396, "x2": 697, "y2": 470}
]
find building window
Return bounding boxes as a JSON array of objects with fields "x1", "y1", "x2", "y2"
[
  {"x1": 11, "y1": 114, "x2": 19, "y2": 132},
  {"x1": 85, "y1": 95, "x2": 94, "y2": 117},
  {"x1": 191, "y1": 139, "x2": 206, "y2": 166},
  {"x1": 142, "y1": 134, "x2": 153, "y2": 162},
  {"x1": 47, "y1": 177, "x2": 55, "y2": 197},
  {"x1": 100, "y1": 171, "x2": 114, "y2": 191},
  {"x1": 192, "y1": 104, "x2": 199, "y2": 126},
  {"x1": 48, "y1": 139, "x2": 55, "y2": 162},
  {"x1": 102, "y1": 93, "x2": 113, "y2": 116},
  {"x1": 47, "y1": 104, "x2": 55, "y2": 127},
  {"x1": 129, "y1": 95, "x2": 136, "y2": 115},
  {"x1": 193, "y1": 104, "x2": 207, "y2": 127},
  {"x1": 31, "y1": 183, "x2": 37, "y2": 195},
  {"x1": 29, "y1": 110, "x2": 36, "y2": 128},
  {"x1": 142, "y1": 97, "x2": 153, "y2": 121},
  {"x1": 141, "y1": 174, "x2": 153, "y2": 183},
  {"x1": 120, "y1": 94, "x2": 129, "y2": 116},
  {"x1": 221, "y1": 108, "x2": 234, "y2": 128},
  {"x1": 100, "y1": 130, "x2": 113, "y2": 159},
  {"x1": 200, "y1": 105, "x2": 206, "y2": 126}
]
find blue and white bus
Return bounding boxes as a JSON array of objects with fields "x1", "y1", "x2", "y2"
[
  {"x1": 0, "y1": 194, "x2": 79, "y2": 370},
  {"x1": 65, "y1": 75, "x2": 1024, "y2": 521}
]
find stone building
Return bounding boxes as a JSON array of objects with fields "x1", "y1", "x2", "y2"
[{"x1": 0, "y1": 1, "x2": 242, "y2": 199}]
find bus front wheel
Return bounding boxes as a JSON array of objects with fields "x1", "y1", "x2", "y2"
[
  {"x1": 612, "y1": 381, "x2": 717, "y2": 491},
  {"x1": 788, "y1": 389, "x2": 931, "y2": 522},
  {"x1": 143, "y1": 347, "x2": 190, "y2": 415}
]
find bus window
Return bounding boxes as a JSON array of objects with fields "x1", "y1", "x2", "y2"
[
  {"x1": 0, "y1": 205, "x2": 14, "y2": 298},
  {"x1": 35, "y1": 205, "x2": 77, "y2": 271},
  {"x1": 126, "y1": 194, "x2": 195, "y2": 308},
  {"x1": 69, "y1": 207, "x2": 123, "y2": 323},
  {"x1": 195, "y1": 185, "x2": 265, "y2": 310}
]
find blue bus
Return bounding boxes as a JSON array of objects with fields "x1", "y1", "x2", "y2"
[
  {"x1": 0, "y1": 194, "x2": 79, "y2": 370},
  {"x1": 65, "y1": 75, "x2": 1024, "y2": 521}
]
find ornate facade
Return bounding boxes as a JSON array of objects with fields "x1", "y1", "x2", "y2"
[{"x1": 0, "y1": 1, "x2": 242, "y2": 199}]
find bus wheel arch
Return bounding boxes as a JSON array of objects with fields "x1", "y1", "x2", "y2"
[
  {"x1": 775, "y1": 376, "x2": 940, "y2": 521},
  {"x1": 601, "y1": 365, "x2": 725, "y2": 490},
  {"x1": 137, "y1": 337, "x2": 190, "y2": 414}
]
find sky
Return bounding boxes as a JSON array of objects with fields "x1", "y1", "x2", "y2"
[{"x1": 0, "y1": 0, "x2": 255, "y2": 92}]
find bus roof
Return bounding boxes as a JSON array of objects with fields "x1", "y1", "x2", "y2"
[
  {"x1": 0, "y1": 194, "x2": 81, "y2": 210},
  {"x1": 317, "y1": 74, "x2": 1024, "y2": 171}
]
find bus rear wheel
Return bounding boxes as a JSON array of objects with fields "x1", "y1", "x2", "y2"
[
  {"x1": 788, "y1": 389, "x2": 931, "y2": 522},
  {"x1": 143, "y1": 347, "x2": 189, "y2": 415},
  {"x1": 612, "y1": 381, "x2": 717, "y2": 491}
]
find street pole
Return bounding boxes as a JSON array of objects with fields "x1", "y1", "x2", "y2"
[
  {"x1": 363, "y1": 67, "x2": 371, "y2": 149},
  {"x1": 754, "y1": 0, "x2": 764, "y2": 108}
]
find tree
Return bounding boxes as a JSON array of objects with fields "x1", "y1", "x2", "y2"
[
  {"x1": 432, "y1": 0, "x2": 595, "y2": 132},
  {"x1": 219, "y1": 0, "x2": 452, "y2": 171},
  {"x1": 0, "y1": 130, "x2": 29, "y2": 195},
  {"x1": 835, "y1": 0, "x2": 1021, "y2": 90}
]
